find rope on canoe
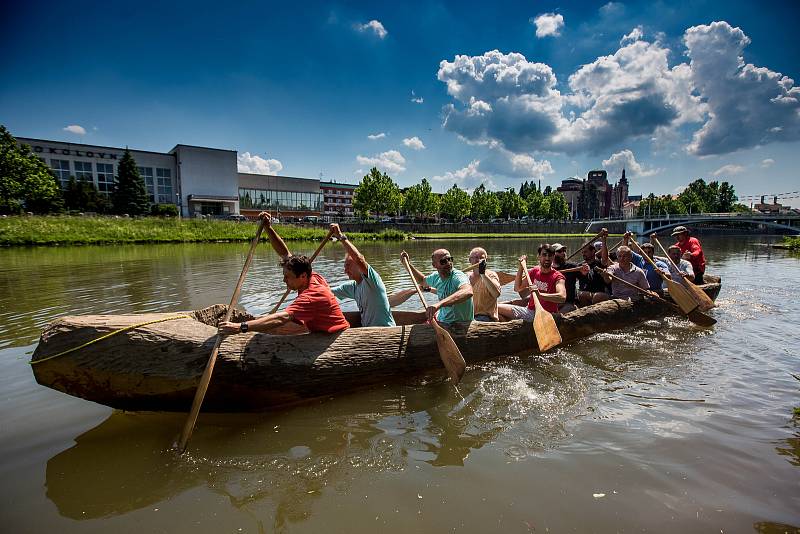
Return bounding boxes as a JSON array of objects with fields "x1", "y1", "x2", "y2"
[{"x1": 30, "y1": 315, "x2": 193, "y2": 365}]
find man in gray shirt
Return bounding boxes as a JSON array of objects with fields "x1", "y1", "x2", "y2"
[{"x1": 599, "y1": 232, "x2": 650, "y2": 300}]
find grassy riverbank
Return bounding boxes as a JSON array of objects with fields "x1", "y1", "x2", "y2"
[
  {"x1": 0, "y1": 216, "x2": 405, "y2": 246},
  {"x1": 782, "y1": 236, "x2": 800, "y2": 250}
]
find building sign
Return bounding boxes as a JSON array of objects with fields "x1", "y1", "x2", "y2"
[{"x1": 29, "y1": 145, "x2": 118, "y2": 160}]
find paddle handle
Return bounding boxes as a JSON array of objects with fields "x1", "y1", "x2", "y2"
[
  {"x1": 177, "y1": 218, "x2": 266, "y2": 453},
  {"x1": 652, "y1": 236, "x2": 681, "y2": 274},
  {"x1": 268, "y1": 229, "x2": 334, "y2": 314},
  {"x1": 401, "y1": 256, "x2": 433, "y2": 316},
  {"x1": 564, "y1": 229, "x2": 605, "y2": 262},
  {"x1": 628, "y1": 238, "x2": 670, "y2": 281},
  {"x1": 595, "y1": 266, "x2": 661, "y2": 303},
  {"x1": 520, "y1": 262, "x2": 545, "y2": 312}
]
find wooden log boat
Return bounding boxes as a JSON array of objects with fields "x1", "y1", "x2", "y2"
[{"x1": 30, "y1": 277, "x2": 721, "y2": 412}]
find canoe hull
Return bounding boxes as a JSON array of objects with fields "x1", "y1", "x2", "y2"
[{"x1": 31, "y1": 282, "x2": 721, "y2": 412}]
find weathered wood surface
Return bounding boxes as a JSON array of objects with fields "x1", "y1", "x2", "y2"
[{"x1": 31, "y1": 281, "x2": 721, "y2": 412}]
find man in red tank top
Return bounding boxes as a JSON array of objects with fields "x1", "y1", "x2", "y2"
[
  {"x1": 218, "y1": 212, "x2": 349, "y2": 335},
  {"x1": 498, "y1": 244, "x2": 567, "y2": 321}
]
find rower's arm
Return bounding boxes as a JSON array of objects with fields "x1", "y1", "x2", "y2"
[
  {"x1": 482, "y1": 271, "x2": 501, "y2": 299},
  {"x1": 600, "y1": 230, "x2": 611, "y2": 267},
  {"x1": 437, "y1": 283, "x2": 473, "y2": 309},
  {"x1": 331, "y1": 224, "x2": 368, "y2": 275},
  {"x1": 537, "y1": 279, "x2": 567, "y2": 304},
  {"x1": 514, "y1": 258, "x2": 530, "y2": 297},
  {"x1": 265, "y1": 224, "x2": 291, "y2": 260},
  {"x1": 219, "y1": 311, "x2": 292, "y2": 334}
]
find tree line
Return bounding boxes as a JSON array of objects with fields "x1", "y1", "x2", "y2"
[
  {"x1": 353, "y1": 168, "x2": 571, "y2": 221},
  {"x1": 637, "y1": 179, "x2": 746, "y2": 217},
  {"x1": 0, "y1": 125, "x2": 174, "y2": 216}
]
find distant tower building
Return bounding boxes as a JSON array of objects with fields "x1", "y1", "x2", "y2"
[{"x1": 611, "y1": 168, "x2": 629, "y2": 217}]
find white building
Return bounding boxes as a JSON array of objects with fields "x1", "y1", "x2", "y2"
[{"x1": 18, "y1": 137, "x2": 241, "y2": 217}]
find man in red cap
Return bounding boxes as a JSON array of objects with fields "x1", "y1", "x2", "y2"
[{"x1": 671, "y1": 226, "x2": 706, "y2": 285}]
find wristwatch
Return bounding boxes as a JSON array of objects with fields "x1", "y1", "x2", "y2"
[
  {"x1": 339, "y1": 233, "x2": 348, "y2": 241},
  {"x1": 422, "y1": 286, "x2": 431, "y2": 292},
  {"x1": 239, "y1": 322, "x2": 249, "y2": 333}
]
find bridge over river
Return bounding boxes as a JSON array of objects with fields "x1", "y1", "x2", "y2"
[{"x1": 584, "y1": 212, "x2": 800, "y2": 235}]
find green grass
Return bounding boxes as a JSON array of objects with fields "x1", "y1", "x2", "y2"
[
  {"x1": 783, "y1": 236, "x2": 800, "y2": 250},
  {"x1": 0, "y1": 215, "x2": 407, "y2": 246}
]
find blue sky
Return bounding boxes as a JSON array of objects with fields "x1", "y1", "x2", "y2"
[{"x1": 2, "y1": 0, "x2": 799, "y2": 206}]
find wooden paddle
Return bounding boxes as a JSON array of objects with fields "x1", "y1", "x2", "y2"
[
  {"x1": 462, "y1": 262, "x2": 516, "y2": 285},
  {"x1": 651, "y1": 236, "x2": 715, "y2": 311},
  {"x1": 627, "y1": 239, "x2": 701, "y2": 317},
  {"x1": 564, "y1": 230, "x2": 605, "y2": 262},
  {"x1": 176, "y1": 218, "x2": 266, "y2": 453},
  {"x1": 401, "y1": 256, "x2": 466, "y2": 384},
  {"x1": 268, "y1": 229, "x2": 335, "y2": 314},
  {"x1": 596, "y1": 267, "x2": 716, "y2": 327},
  {"x1": 520, "y1": 260, "x2": 562, "y2": 352}
]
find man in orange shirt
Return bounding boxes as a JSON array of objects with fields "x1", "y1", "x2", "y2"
[{"x1": 218, "y1": 212, "x2": 349, "y2": 335}]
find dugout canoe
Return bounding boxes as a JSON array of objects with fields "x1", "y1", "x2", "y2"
[{"x1": 30, "y1": 277, "x2": 721, "y2": 412}]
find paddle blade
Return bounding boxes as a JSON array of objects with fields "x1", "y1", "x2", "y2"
[
  {"x1": 666, "y1": 279, "x2": 699, "y2": 315},
  {"x1": 683, "y1": 279, "x2": 716, "y2": 311},
  {"x1": 431, "y1": 322, "x2": 467, "y2": 384},
  {"x1": 530, "y1": 294, "x2": 561, "y2": 352},
  {"x1": 687, "y1": 308, "x2": 717, "y2": 327},
  {"x1": 497, "y1": 271, "x2": 516, "y2": 286}
]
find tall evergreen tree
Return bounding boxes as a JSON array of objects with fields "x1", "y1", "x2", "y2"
[{"x1": 111, "y1": 148, "x2": 149, "y2": 215}]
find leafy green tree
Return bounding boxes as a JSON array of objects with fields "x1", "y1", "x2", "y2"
[
  {"x1": 353, "y1": 167, "x2": 403, "y2": 218},
  {"x1": 111, "y1": 148, "x2": 149, "y2": 215},
  {"x1": 0, "y1": 125, "x2": 63, "y2": 214},
  {"x1": 526, "y1": 188, "x2": 546, "y2": 219},
  {"x1": 403, "y1": 178, "x2": 439, "y2": 218},
  {"x1": 440, "y1": 184, "x2": 471, "y2": 220},
  {"x1": 470, "y1": 184, "x2": 500, "y2": 220},
  {"x1": 498, "y1": 188, "x2": 527, "y2": 218},
  {"x1": 546, "y1": 191, "x2": 570, "y2": 220}
]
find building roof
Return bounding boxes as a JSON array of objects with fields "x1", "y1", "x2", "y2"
[{"x1": 16, "y1": 136, "x2": 173, "y2": 157}]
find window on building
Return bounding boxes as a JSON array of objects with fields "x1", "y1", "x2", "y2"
[
  {"x1": 138, "y1": 167, "x2": 155, "y2": 202},
  {"x1": 50, "y1": 160, "x2": 71, "y2": 188},
  {"x1": 97, "y1": 163, "x2": 114, "y2": 195},
  {"x1": 74, "y1": 161, "x2": 93, "y2": 182},
  {"x1": 156, "y1": 168, "x2": 173, "y2": 204}
]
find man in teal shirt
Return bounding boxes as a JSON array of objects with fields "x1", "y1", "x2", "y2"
[
  {"x1": 329, "y1": 224, "x2": 396, "y2": 327},
  {"x1": 400, "y1": 248, "x2": 474, "y2": 324}
]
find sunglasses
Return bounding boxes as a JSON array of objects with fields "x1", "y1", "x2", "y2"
[{"x1": 438, "y1": 256, "x2": 453, "y2": 266}]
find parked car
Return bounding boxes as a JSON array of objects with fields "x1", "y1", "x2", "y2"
[
  {"x1": 378, "y1": 217, "x2": 393, "y2": 223},
  {"x1": 224, "y1": 214, "x2": 248, "y2": 222}
]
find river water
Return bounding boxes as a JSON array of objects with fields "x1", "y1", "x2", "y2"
[{"x1": 0, "y1": 236, "x2": 798, "y2": 533}]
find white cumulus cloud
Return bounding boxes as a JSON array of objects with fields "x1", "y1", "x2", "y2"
[
  {"x1": 685, "y1": 21, "x2": 800, "y2": 156},
  {"x1": 430, "y1": 160, "x2": 497, "y2": 192},
  {"x1": 602, "y1": 149, "x2": 659, "y2": 179},
  {"x1": 356, "y1": 150, "x2": 406, "y2": 174},
  {"x1": 367, "y1": 132, "x2": 386, "y2": 140},
  {"x1": 711, "y1": 164, "x2": 745, "y2": 177},
  {"x1": 478, "y1": 148, "x2": 554, "y2": 179},
  {"x1": 237, "y1": 152, "x2": 283, "y2": 175},
  {"x1": 356, "y1": 20, "x2": 387, "y2": 39},
  {"x1": 63, "y1": 124, "x2": 86, "y2": 135},
  {"x1": 403, "y1": 136, "x2": 426, "y2": 150},
  {"x1": 761, "y1": 158, "x2": 775, "y2": 168},
  {"x1": 620, "y1": 26, "x2": 643, "y2": 45},
  {"x1": 532, "y1": 13, "x2": 564, "y2": 38},
  {"x1": 410, "y1": 90, "x2": 424, "y2": 104}
]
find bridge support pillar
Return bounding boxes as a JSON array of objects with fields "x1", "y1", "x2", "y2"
[{"x1": 626, "y1": 220, "x2": 645, "y2": 235}]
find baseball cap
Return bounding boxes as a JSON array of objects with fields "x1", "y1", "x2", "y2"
[
  {"x1": 551, "y1": 243, "x2": 566, "y2": 252},
  {"x1": 671, "y1": 226, "x2": 688, "y2": 236}
]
